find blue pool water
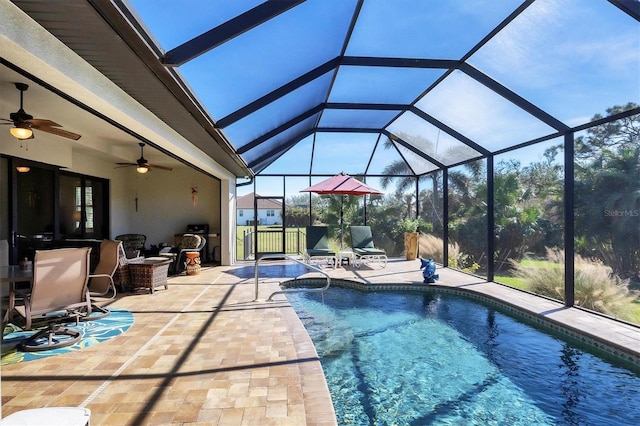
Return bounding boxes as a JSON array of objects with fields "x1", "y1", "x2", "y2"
[{"x1": 286, "y1": 287, "x2": 640, "y2": 425}]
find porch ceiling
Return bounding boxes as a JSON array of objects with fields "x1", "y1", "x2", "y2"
[{"x1": 4, "y1": 0, "x2": 251, "y2": 177}]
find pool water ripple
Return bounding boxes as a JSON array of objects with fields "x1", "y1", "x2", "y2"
[{"x1": 287, "y1": 288, "x2": 640, "y2": 425}]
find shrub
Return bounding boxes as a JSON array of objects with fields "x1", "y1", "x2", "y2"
[
  {"x1": 419, "y1": 233, "x2": 447, "y2": 264},
  {"x1": 418, "y1": 234, "x2": 479, "y2": 274},
  {"x1": 510, "y1": 248, "x2": 638, "y2": 321},
  {"x1": 385, "y1": 219, "x2": 434, "y2": 256}
]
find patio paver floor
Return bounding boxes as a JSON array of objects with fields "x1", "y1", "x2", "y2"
[{"x1": 1, "y1": 258, "x2": 639, "y2": 424}]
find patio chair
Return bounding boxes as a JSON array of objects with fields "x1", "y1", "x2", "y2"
[
  {"x1": 88, "y1": 240, "x2": 121, "y2": 298},
  {"x1": 115, "y1": 233, "x2": 147, "y2": 258},
  {"x1": 349, "y1": 226, "x2": 388, "y2": 268},
  {"x1": 0, "y1": 407, "x2": 91, "y2": 426},
  {"x1": 304, "y1": 226, "x2": 336, "y2": 269},
  {"x1": 85, "y1": 239, "x2": 122, "y2": 317},
  {"x1": 160, "y1": 233, "x2": 206, "y2": 274},
  {"x1": 13, "y1": 247, "x2": 93, "y2": 351}
]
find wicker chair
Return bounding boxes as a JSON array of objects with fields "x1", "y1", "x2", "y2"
[
  {"x1": 115, "y1": 233, "x2": 147, "y2": 258},
  {"x1": 161, "y1": 234, "x2": 206, "y2": 275}
]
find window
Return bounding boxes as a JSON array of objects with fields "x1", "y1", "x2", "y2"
[
  {"x1": 75, "y1": 185, "x2": 94, "y2": 232},
  {"x1": 60, "y1": 173, "x2": 108, "y2": 239},
  {"x1": 239, "y1": 210, "x2": 244, "y2": 217},
  {"x1": 267, "y1": 210, "x2": 275, "y2": 217}
]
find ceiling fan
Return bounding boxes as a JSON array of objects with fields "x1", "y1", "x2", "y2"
[
  {"x1": 1, "y1": 82, "x2": 82, "y2": 140},
  {"x1": 116, "y1": 142, "x2": 173, "y2": 173}
]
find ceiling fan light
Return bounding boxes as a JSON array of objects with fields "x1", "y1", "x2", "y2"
[
  {"x1": 10, "y1": 125, "x2": 33, "y2": 140},
  {"x1": 136, "y1": 165, "x2": 149, "y2": 174},
  {"x1": 16, "y1": 166, "x2": 30, "y2": 173}
]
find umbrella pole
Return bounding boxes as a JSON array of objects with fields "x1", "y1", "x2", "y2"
[{"x1": 340, "y1": 195, "x2": 344, "y2": 249}]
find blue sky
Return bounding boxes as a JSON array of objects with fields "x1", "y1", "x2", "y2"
[{"x1": 129, "y1": 0, "x2": 639, "y2": 197}]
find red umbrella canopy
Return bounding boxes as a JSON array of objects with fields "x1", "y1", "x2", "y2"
[{"x1": 300, "y1": 173, "x2": 382, "y2": 196}]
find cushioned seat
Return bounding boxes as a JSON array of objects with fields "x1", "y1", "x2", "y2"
[
  {"x1": 115, "y1": 234, "x2": 146, "y2": 258},
  {"x1": 304, "y1": 226, "x2": 336, "y2": 268},
  {"x1": 13, "y1": 248, "x2": 93, "y2": 351},
  {"x1": 349, "y1": 226, "x2": 387, "y2": 268},
  {"x1": 160, "y1": 234, "x2": 206, "y2": 274}
]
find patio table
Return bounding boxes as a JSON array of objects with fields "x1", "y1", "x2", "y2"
[
  {"x1": 127, "y1": 258, "x2": 171, "y2": 294},
  {"x1": 337, "y1": 250, "x2": 354, "y2": 266}
]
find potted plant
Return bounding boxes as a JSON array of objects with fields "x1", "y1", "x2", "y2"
[{"x1": 399, "y1": 219, "x2": 420, "y2": 261}]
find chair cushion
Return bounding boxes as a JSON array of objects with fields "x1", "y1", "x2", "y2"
[
  {"x1": 353, "y1": 247, "x2": 385, "y2": 256},
  {"x1": 178, "y1": 234, "x2": 201, "y2": 250},
  {"x1": 125, "y1": 249, "x2": 140, "y2": 259},
  {"x1": 306, "y1": 226, "x2": 331, "y2": 251},
  {"x1": 350, "y1": 226, "x2": 375, "y2": 248},
  {"x1": 307, "y1": 248, "x2": 335, "y2": 257},
  {"x1": 115, "y1": 234, "x2": 146, "y2": 252}
]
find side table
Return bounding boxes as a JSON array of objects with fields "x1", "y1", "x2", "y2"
[
  {"x1": 337, "y1": 250, "x2": 354, "y2": 267},
  {"x1": 128, "y1": 258, "x2": 172, "y2": 294}
]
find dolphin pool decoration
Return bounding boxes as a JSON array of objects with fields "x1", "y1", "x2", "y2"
[{"x1": 419, "y1": 258, "x2": 439, "y2": 284}]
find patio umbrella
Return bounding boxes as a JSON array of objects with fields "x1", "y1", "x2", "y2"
[{"x1": 300, "y1": 173, "x2": 382, "y2": 247}]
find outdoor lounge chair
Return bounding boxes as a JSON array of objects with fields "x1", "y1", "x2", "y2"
[
  {"x1": 349, "y1": 226, "x2": 387, "y2": 268},
  {"x1": 304, "y1": 226, "x2": 336, "y2": 269},
  {"x1": 85, "y1": 239, "x2": 122, "y2": 317},
  {"x1": 13, "y1": 247, "x2": 93, "y2": 351},
  {"x1": 88, "y1": 240, "x2": 121, "y2": 299}
]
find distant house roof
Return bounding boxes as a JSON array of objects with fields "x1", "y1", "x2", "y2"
[{"x1": 237, "y1": 193, "x2": 283, "y2": 210}]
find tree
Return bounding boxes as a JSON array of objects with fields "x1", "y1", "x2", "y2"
[
  {"x1": 379, "y1": 137, "x2": 441, "y2": 229},
  {"x1": 574, "y1": 104, "x2": 639, "y2": 280}
]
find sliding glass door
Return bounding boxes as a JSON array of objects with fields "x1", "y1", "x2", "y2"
[{"x1": 1, "y1": 157, "x2": 109, "y2": 263}]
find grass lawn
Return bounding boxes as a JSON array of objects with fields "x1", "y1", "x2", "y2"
[
  {"x1": 494, "y1": 275, "x2": 526, "y2": 289},
  {"x1": 519, "y1": 258, "x2": 562, "y2": 269},
  {"x1": 236, "y1": 226, "x2": 306, "y2": 259},
  {"x1": 632, "y1": 300, "x2": 640, "y2": 323}
]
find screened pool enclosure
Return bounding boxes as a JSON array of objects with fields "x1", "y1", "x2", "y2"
[{"x1": 126, "y1": 1, "x2": 639, "y2": 319}]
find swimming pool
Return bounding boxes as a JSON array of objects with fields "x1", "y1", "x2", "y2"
[{"x1": 286, "y1": 287, "x2": 640, "y2": 425}]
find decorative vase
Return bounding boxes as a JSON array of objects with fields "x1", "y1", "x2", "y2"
[
  {"x1": 185, "y1": 251, "x2": 201, "y2": 275},
  {"x1": 404, "y1": 232, "x2": 419, "y2": 261}
]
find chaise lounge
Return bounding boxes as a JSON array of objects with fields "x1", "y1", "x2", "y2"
[
  {"x1": 304, "y1": 226, "x2": 336, "y2": 269},
  {"x1": 349, "y1": 226, "x2": 387, "y2": 268}
]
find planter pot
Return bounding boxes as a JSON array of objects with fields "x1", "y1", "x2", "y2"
[{"x1": 404, "y1": 232, "x2": 419, "y2": 260}]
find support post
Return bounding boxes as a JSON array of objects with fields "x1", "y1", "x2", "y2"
[
  {"x1": 487, "y1": 156, "x2": 495, "y2": 282},
  {"x1": 442, "y1": 168, "x2": 449, "y2": 267},
  {"x1": 564, "y1": 133, "x2": 575, "y2": 307}
]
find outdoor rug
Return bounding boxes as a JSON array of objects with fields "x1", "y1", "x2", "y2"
[{"x1": 1, "y1": 308, "x2": 133, "y2": 365}]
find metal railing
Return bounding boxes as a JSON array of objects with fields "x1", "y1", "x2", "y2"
[
  {"x1": 242, "y1": 229, "x2": 306, "y2": 260},
  {"x1": 253, "y1": 253, "x2": 331, "y2": 302}
]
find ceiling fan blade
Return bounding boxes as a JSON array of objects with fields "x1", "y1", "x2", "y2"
[
  {"x1": 115, "y1": 162, "x2": 137, "y2": 167},
  {"x1": 32, "y1": 124, "x2": 82, "y2": 140},
  {"x1": 27, "y1": 118, "x2": 61, "y2": 127},
  {"x1": 149, "y1": 164, "x2": 173, "y2": 171}
]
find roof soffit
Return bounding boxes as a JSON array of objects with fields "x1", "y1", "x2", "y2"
[{"x1": 10, "y1": 0, "x2": 251, "y2": 177}]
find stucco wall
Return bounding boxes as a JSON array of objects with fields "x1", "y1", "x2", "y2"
[{"x1": 0, "y1": 147, "x2": 225, "y2": 262}]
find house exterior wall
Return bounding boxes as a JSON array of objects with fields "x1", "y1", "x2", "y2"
[
  {"x1": 237, "y1": 208, "x2": 281, "y2": 226},
  {"x1": 0, "y1": 1, "x2": 238, "y2": 265},
  {"x1": 0, "y1": 147, "x2": 227, "y2": 262}
]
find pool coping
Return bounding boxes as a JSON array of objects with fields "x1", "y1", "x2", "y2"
[{"x1": 282, "y1": 276, "x2": 640, "y2": 370}]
